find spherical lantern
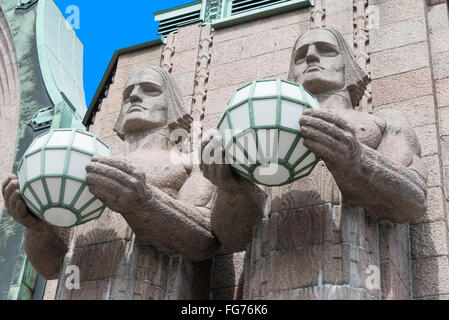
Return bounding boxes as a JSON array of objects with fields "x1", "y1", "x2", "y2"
[
  {"x1": 217, "y1": 79, "x2": 320, "y2": 187},
  {"x1": 17, "y1": 129, "x2": 112, "y2": 228}
]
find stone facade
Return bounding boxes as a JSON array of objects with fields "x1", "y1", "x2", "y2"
[
  {"x1": 0, "y1": 8, "x2": 19, "y2": 214},
  {"x1": 46, "y1": 0, "x2": 449, "y2": 300}
]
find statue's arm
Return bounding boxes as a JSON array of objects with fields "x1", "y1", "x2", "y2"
[
  {"x1": 132, "y1": 180, "x2": 220, "y2": 262},
  {"x1": 85, "y1": 156, "x2": 220, "y2": 262},
  {"x1": 23, "y1": 225, "x2": 71, "y2": 280},
  {"x1": 334, "y1": 143, "x2": 427, "y2": 223},
  {"x1": 300, "y1": 109, "x2": 427, "y2": 224},
  {"x1": 2, "y1": 175, "x2": 70, "y2": 279},
  {"x1": 200, "y1": 135, "x2": 266, "y2": 252}
]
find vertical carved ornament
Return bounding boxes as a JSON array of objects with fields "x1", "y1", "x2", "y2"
[
  {"x1": 353, "y1": 0, "x2": 372, "y2": 112},
  {"x1": 191, "y1": 24, "x2": 213, "y2": 161},
  {"x1": 311, "y1": 0, "x2": 326, "y2": 29},
  {"x1": 204, "y1": 0, "x2": 223, "y2": 23},
  {"x1": 161, "y1": 33, "x2": 176, "y2": 73}
]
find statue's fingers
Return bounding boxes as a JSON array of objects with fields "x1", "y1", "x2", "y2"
[
  {"x1": 86, "y1": 173, "x2": 129, "y2": 200},
  {"x1": 9, "y1": 189, "x2": 25, "y2": 211},
  {"x1": 14, "y1": 195, "x2": 29, "y2": 218},
  {"x1": 8, "y1": 190, "x2": 39, "y2": 228},
  {"x1": 303, "y1": 109, "x2": 356, "y2": 134},
  {"x1": 12, "y1": 196, "x2": 39, "y2": 227},
  {"x1": 8, "y1": 189, "x2": 22, "y2": 215},
  {"x1": 89, "y1": 183, "x2": 136, "y2": 213},
  {"x1": 86, "y1": 171, "x2": 125, "y2": 193},
  {"x1": 86, "y1": 162, "x2": 140, "y2": 190},
  {"x1": 90, "y1": 155, "x2": 108, "y2": 162},
  {"x1": 90, "y1": 155, "x2": 142, "y2": 179},
  {"x1": 3, "y1": 178, "x2": 19, "y2": 206},
  {"x1": 300, "y1": 115, "x2": 350, "y2": 144},
  {"x1": 2, "y1": 174, "x2": 16, "y2": 199},
  {"x1": 87, "y1": 185, "x2": 109, "y2": 203},
  {"x1": 301, "y1": 126, "x2": 346, "y2": 153},
  {"x1": 303, "y1": 139, "x2": 336, "y2": 163},
  {"x1": 88, "y1": 185, "x2": 118, "y2": 209}
]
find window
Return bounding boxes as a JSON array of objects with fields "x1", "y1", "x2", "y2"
[
  {"x1": 154, "y1": 0, "x2": 314, "y2": 39},
  {"x1": 212, "y1": 0, "x2": 314, "y2": 29},
  {"x1": 229, "y1": 0, "x2": 292, "y2": 16},
  {"x1": 154, "y1": 1, "x2": 202, "y2": 38}
]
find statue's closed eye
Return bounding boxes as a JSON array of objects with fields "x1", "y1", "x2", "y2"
[
  {"x1": 294, "y1": 45, "x2": 308, "y2": 64},
  {"x1": 294, "y1": 42, "x2": 340, "y2": 64},
  {"x1": 122, "y1": 83, "x2": 163, "y2": 101},
  {"x1": 315, "y1": 42, "x2": 339, "y2": 57},
  {"x1": 141, "y1": 83, "x2": 162, "y2": 96},
  {"x1": 123, "y1": 85, "x2": 134, "y2": 100}
]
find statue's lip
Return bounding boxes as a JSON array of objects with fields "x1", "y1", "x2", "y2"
[
  {"x1": 128, "y1": 105, "x2": 146, "y2": 113},
  {"x1": 304, "y1": 65, "x2": 324, "y2": 73}
]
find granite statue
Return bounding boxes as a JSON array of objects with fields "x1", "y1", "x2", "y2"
[
  {"x1": 202, "y1": 27, "x2": 428, "y2": 225},
  {"x1": 201, "y1": 28, "x2": 429, "y2": 299},
  {"x1": 1, "y1": 28, "x2": 427, "y2": 297},
  {"x1": 1, "y1": 66, "x2": 265, "y2": 280}
]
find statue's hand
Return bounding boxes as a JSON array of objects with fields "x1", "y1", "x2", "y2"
[
  {"x1": 300, "y1": 109, "x2": 362, "y2": 172},
  {"x1": 86, "y1": 155, "x2": 148, "y2": 214},
  {"x1": 200, "y1": 133, "x2": 244, "y2": 194},
  {"x1": 1, "y1": 174, "x2": 45, "y2": 231}
]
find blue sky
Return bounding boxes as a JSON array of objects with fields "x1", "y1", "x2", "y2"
[{"x1": 53, "y1": 0, "x2": 193, "y2": 108}]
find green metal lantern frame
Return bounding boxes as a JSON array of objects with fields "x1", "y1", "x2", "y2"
[
  {"x1": 18, "y1": 129, "x2": 111, "y2": 228},
  {"x1": 217, "y1": 78, "x2": 320, "y2": 187}
]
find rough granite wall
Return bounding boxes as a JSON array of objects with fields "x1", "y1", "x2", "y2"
[
  {"x1": 0, "y1": 8, "x2": 19, "y2": 219},
  {"x1": 49, "y1": 0, "x2": 449, "y2": 300},
  {"x1": 415, "y1": 0, "x2": 449, "y2": 300},
  {"x1": 367, "y1": 0, "x2": 449, "y2": 300},
  {"x1": 0, "y1": 7, "x2": 20, "y2": 298}
]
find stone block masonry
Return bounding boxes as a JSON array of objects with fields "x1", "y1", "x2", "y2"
[{"x1": 50, "y1": 0, "x2": 449, "y2": 300}]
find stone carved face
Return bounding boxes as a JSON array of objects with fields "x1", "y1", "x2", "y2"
[
  {"x1": 290, "y1": 29, "x2": 345, "y2": 95},
  {"x1": 121, "y1": 69, "x2": 168, "y2": 135},
  {"x1": 288, "y1": 28, "x2": 369, "y2": 108},
  {"x1": 114, "y1": 67, "x2": 192, "y2": 140}
]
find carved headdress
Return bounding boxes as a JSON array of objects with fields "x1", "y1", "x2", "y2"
[
  {"x1": 113, "y1": 66, "x2": 192, "y2": 140},
  {"x1": 288, "y1": 28, "x2": 369, "y2": 108}
]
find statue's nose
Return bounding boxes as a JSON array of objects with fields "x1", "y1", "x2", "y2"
[
  {"x1": 129, "y1": 86, "x2": 143, "y2": 103},
  {"x1": 305, "y1": 45, "x2": 320, "y2": 64}
]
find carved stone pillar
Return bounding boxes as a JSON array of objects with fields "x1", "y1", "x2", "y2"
[
  {"x1": 244, "y1": 164, "x2": 382, "y2": 300},
  {"x1": 311, "y1": 0, "x2": 326, "y2": 29},
  {"x1": 353, "y1": 0, "x2": 372, "y2": 113}
]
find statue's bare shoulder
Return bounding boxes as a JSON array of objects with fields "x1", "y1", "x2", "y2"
[
  {"x1": 373, "y1": 108, "x2": 427, "y2": 180},
  {"x1": 178, "y1": 165, "x2": 216, "y2": 212}
]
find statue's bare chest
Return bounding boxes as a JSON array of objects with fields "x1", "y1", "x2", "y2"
[
  {"x1": 125, "y1": 149, "x2": 189, "y2": 195},
  {"x1": 333, "y1": 109, "x2": 386, "y2": 150}
]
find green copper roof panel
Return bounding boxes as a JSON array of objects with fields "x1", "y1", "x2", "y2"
[{"x1": 36, "y1": 0, "x2": 86, "y2": 119}]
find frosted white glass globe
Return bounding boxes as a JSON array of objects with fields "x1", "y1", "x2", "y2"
[
  {"x1": 217, "y1": 79, "x2": 320, "y2": 187},
  {"x1": 17, "y1": 129, "x2": 112, "y2": 228}
]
